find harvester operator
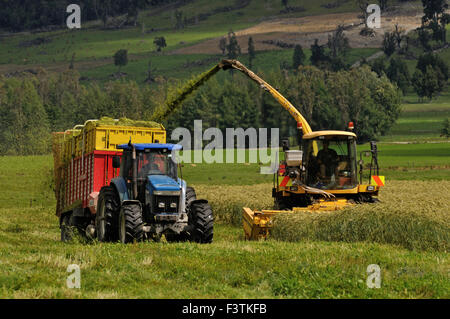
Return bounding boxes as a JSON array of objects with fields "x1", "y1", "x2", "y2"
[{"x1": 316, "y1": 140, "x2": 339, "y2": 183}]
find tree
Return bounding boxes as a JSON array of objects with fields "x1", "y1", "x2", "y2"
[
  {"x1": 371, "y1": 56, "x2": 386, "y2": 77},
  {"x1": 378, "y1": 0, "x2": 388, "y2": 10},
  {"x1": 310, "y1": 39, "x2": 328, "y2": 67},
  {"x1": 175, "y1": 10, "x2": 184, "y2": 30},
  {"x1": 226, "y1": 31, "x2": 241, "y2": 60},
  {"x1": 0, "y1": 78, "x2": 51, "y2": 155},
  {"x1": 144, "y1": 60, "x2": 157, "y2": 84},
  {"x1": 219, "y1": 37, "x2": 227, "y2": 55},
  {"x1": 441, "y1": 118, "x2": 450, "y2": 138},
  {"x1": 357, "y1": 0, "x2": 369, "y2": 28},
  {"x1": 382, "y1": 32, "x2": 396, "y2": 56},
  {"x1": 393, "y1": 24, "x2": 404, "y2": 49},
  {"x1": 282, "y1": 0, "x2": 289, "y2": 9},
  {"x1": 154, "y1": 36, "x2": 167, "y2": 52},
  {"x1": 412, "y1": 66, "x2": 440, "y2": 100},
  {"x1": 416, "y1": 53, "x2": 448, "y2": 91},
  {"x1": 327, "y1": 25, "x2": 350, "y2": 58},
  {"x1": 421, "y1": 0, "x2": 449, "y2": 43},
  {"x1": 113, "y1": 49, "x2": 128, "y2": 73},
  {"x1": 293, "y1": 44, "x2": 305, "y2": 69},
  {"x1": 248, "y1": 37, "x2": 256, "y2": 68},
  {"x1": 387, "y1": 57, "x2": 410, "y2": 94},
  {"x1": 69, "y1": 53, "x2": 76, "y2": 70}
]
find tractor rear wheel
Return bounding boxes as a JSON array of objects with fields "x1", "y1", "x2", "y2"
[
  {"x1": 119, "y1": 202, "x2": 144, "y2": 244},
  {"x1": 188, "y1": 200, "x2": 213, "y2": 243},
  {"x1": 96, "y1": 186, "x2": 120, "y2": 242}
]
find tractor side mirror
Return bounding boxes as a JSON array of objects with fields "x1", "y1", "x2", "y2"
[
  {"x1": 358, "y1": 159, "x2": 364, "y2": 166},
  {"x1": 281, "y1": 138, "x2": 290, "y2": 152},
  {"x1": 112, "y1": 156, "x2": 121, "y2": 168}
]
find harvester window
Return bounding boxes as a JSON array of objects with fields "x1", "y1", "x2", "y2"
[{"x1": 303, "y1": 137, "x2": 357, "y2": 190}]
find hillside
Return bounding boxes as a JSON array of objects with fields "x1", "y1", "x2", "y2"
[{"x1": 0, "y1": 1, "x2": 429, "y2": 81}]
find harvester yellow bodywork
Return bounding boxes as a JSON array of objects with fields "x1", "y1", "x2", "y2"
[{"x1": 243, "y1": 199, "x2": 352, "y2": 240}]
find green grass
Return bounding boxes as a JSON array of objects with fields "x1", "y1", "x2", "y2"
[
  {"x1": 0, "y1": 155, "x2": 449, "y2": 298},
  {"x1": 80, "y1": 53, "x2": 220, "y2": 84},
  {"x1": 80, "y1": 47, "x2": 379, "y2": 84},
  {"x1": 379, "y1": 92, "x2": 450, "y2": 142}
]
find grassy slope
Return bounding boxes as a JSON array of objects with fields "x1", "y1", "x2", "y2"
[
  {"x1": 0, "y1": 156, "x2": 448, "y2": 298},
  {"x1": 0, "y1": 0, "x2": 359, "y2": 66}
]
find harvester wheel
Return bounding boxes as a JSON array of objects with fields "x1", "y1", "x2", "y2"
[
  {"x1": 186, "y1": 187, "x2": 197, "y2": 206},
  {"x1": 188, "y1": 200, "x2": 213, "y2": 244},
  {"x1": 96, "y1": 186, "x2": 120, "y2": 242},
  {"x1": 119, "y1": 202, "x2": 144, "y2": 244},
  {"x1": 274, "y1": 198, "x2": 291, "y2": 210}
]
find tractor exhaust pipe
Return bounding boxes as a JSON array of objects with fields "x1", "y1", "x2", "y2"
[{"x1": 132, "y1": 144, "x2": 138, "y2": 200}]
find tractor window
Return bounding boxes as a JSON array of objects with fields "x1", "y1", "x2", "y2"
[
  {"x1": 303, "y1": 136, "x2": 357, "y2": 190},
  {"x1": 137, "y1": 149, "x2": 177, "y2": 181},
  {"x1": 120, "y1": 150, "x2": 133, "y2": 181}
]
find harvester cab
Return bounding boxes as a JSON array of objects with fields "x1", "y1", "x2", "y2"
[{"x1": 97, "y1": 143, "x2": 214, "y2": 244}]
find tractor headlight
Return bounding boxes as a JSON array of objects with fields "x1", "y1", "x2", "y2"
[
  {"x1": 158, "y1": 202, "x2": 165, "y2": 208},
  {"x1": 367, "y1": 186, "x2": 375, "y2": 191},
  {"x1": 170, "y1": 202, "x2": 177, "y2": 208}
]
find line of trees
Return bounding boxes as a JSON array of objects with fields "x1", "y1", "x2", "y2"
[
  {"x1": 0, "y1": 69, "x2": 162, "y2": 155},
  {"x1": 0, "y1": 0, "x2": 167, "y2": 31},
  {"x1": 369, "y1": 52, "x2": 448, "y2": 100},
  {"x1": 0, "y1": 64, "x2": 401, "y2": 155}
]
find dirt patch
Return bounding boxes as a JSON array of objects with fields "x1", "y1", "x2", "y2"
[{"x1": 173, "y1": 8, "x2": 423, "y2": 55}]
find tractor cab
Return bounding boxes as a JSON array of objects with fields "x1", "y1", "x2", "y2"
[
  {"x1": 117, "y1": 143, "x2": 181, "y2": 195},
  {"x1": 115, "y1": 143, "x2": 183, "y2": 218},
  {"x1": 302, "y1": 131, "x2": 358, "y2": 190}
]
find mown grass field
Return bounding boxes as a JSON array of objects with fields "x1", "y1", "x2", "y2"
[
  {"x1": 0, "y1": 148, "x2": 449, "y2": 298},
  {"x1": 0, "y1": 0, "x2": 449, "y2": 299},
  {"x1": 380, "y1": 92, "x2": 450, "y2": 142}
]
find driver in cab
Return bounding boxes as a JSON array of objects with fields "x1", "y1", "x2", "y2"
[{"x1": 316, "y1": 140, "x2": 339, "y2": 183}]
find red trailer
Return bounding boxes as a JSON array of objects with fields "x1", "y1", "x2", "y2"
[{"x1": 52, "y1": 120, "x2": 166, "y2": 218}]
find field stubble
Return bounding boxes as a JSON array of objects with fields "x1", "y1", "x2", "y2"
[{"x1": 195, "y1": 180, "x2": 450, "y2": 251}]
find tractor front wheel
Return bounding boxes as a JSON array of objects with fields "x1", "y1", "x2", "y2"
[
  {"x1": 188, "y1": 200, "x2": 213, "y2": 244},
  {"x1": 119, "y1": 202, "x2": 144, "y2": 244},
  {"x1": 186, "y1": 186, "x2": 197, "y2": 207}
]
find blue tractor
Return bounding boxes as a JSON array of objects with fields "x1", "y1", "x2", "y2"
[{"x1": 95, "y1": 143, "x2": 213, "y2": 244}]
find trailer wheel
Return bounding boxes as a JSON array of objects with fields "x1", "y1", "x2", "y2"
[
  {"x1": 96, "y1": 186, "x2": 120, "y2": 242},
  {"x1": 186, "y1": 187, "x2": 197, "y2": 207},
  {"x1": 119, "y1": 202, "x2": 144, "y2": 244},
  {"x1": 60, "y1": 214, "x2": 74, "y2": 242},
  {"x1": 188, "y1": 200, "x2": 213, "y2": 244}
]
